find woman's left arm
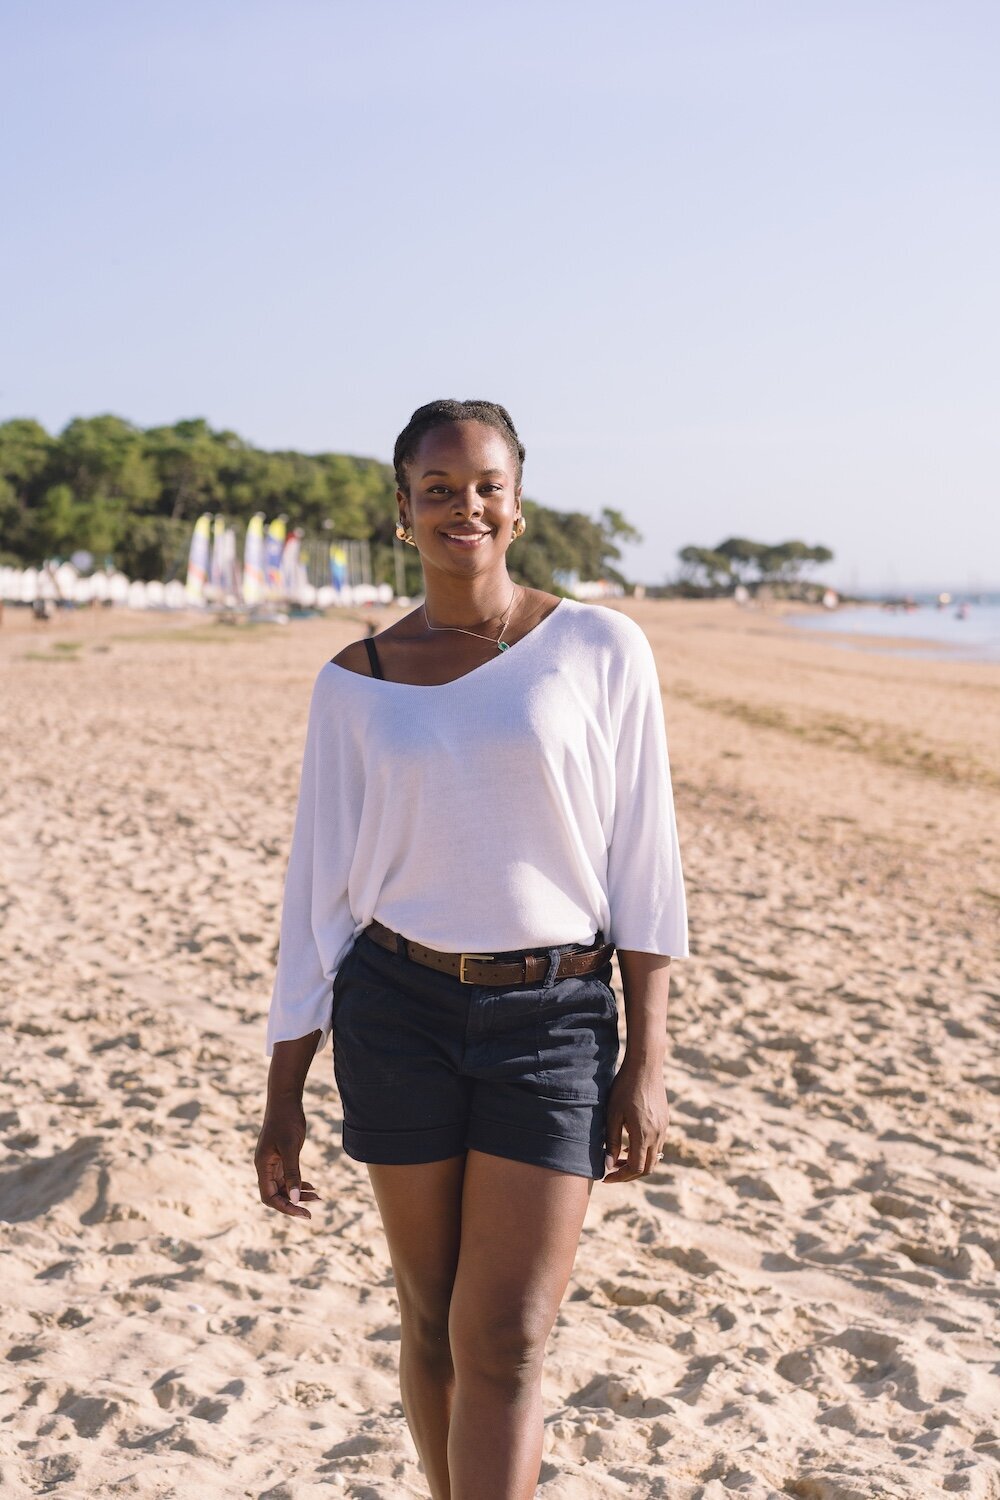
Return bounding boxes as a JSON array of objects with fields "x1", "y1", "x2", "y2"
[{"x1": 603, "y1": 949, "x2": 672, "y2": 1182}]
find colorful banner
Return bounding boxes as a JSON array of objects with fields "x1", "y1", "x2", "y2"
[{"x1": 330, "y1": 544, "x2": 347, "y2": 592}]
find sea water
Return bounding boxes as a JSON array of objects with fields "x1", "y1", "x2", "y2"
[{"x1": 786, "y1": 600, "x2": 1000, "y2": 662}]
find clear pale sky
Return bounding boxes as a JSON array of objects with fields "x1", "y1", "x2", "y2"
[{"x1": 3, "y1": 1, "x2": 998, "y2": 591}]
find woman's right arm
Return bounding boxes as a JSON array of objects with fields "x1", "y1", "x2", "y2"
[
  {"x1": 257, "y1": 666, "x2": 364, "y2": 1219},
  {"x1": 255, "y1": 1031, "x2": 323, "y2": 1218}
]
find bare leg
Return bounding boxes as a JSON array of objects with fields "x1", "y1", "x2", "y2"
[
  {"x1": 367, "y1": 1157, "x2": 466, "y2": 1500},
  {"x1": 446, "y1": 1151, "x2": 593, "y2": 1500}
]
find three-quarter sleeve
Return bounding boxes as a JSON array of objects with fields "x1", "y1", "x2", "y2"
[
  {"x1": 605, "y1": 628, "x2": 689, "y2": 957},
  {"x1": 265, "y1": 668, "x2": 359, "y2": 1057}
]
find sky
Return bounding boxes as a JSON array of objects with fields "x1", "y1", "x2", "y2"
[{"x1": 3, "y1": 0, "x2": 998, "y2": 592}]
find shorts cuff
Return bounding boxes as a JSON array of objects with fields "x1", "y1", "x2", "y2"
[
  {"x1": 467, "y1": 1117, "x2": 603, "y2": 1180},
  {"x1": 342, "y1": 1121, "x2": 467, "y2": 1166}
]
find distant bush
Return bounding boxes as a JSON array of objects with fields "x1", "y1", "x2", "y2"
[
  {"x1": 676, "y1": 536, "x2": 834, "y2": 594},
  {"x1": 0, "y1": 415, "x2": 640, "y2": 592}
]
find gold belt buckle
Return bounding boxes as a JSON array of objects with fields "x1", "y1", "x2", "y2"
[{"x1": 459, "y1": 952, "x2": 494, "y2": 984}]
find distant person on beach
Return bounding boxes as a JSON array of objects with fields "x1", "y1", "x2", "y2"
[{"x1": 255, "y1": 399, "x2": 688, "y2": 1499}]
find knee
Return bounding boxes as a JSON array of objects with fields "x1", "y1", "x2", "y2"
[
  {"x1": 396, "y1": 1285, "x2": 453, "y2": 1367},
  {"x1": 449, "y1": 1303, "x2": 549, "y2": 1390}
]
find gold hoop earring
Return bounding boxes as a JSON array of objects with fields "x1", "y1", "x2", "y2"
[
  {"x1": 512, "y1": 516, "x2": 526, "y2": 540},
  {"x1": 395, "y1": 522, "x2": 417, "y2": 547}
]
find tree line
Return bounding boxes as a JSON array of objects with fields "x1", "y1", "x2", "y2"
[
  {"x1": 0, "y1": 414, "x2": 637, "y2": 595},
  {"x1": 676, "y1": 535, "x2": 834, "y2": 593}
]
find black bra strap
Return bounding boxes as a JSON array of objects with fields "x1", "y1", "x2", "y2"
[{"x1": 363, "y1": 635, "x2": 384, "y2": 679}]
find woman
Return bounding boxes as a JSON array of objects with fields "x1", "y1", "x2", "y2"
[{"x1": 255, "y1": 399, "x2": 688, "y2": 1500}]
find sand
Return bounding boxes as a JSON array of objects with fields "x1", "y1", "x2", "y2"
[{"x1": 1, "y1": 598, "x2": 997, "y2": 1499}]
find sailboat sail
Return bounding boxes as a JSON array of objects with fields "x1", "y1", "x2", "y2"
[
  {"x1": 243, "y1": 514, "x2": 265, "y2": 605},
  {"x1": 265, "y1": 518, "x2": 287, "y2": 598},
  {"x1": 209, "y1": 515, "x2": 226, "y2": 595},
  {"x1": 185, "y1": 514, "x2": 212, "y2": 603}
]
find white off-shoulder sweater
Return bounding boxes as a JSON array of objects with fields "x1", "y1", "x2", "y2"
[{"x1": 265, "y1": 599, "x2": 688, "y2": 1056}]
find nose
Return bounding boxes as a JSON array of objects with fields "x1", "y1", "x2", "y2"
[{"x1": 450, "y1": 486, "x2": 485, "y2": 518}]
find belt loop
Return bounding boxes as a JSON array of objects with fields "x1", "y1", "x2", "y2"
[
  {"x1": 396, "y1": 932, "x2": 408, "y2": 960},
  {"x1": 542, "y1": 947, "x2": 562, "y2": 988}
]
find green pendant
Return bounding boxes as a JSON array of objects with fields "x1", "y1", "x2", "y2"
[{"x1": 497, "y1": 640, "x2": 510, "y2": 652}]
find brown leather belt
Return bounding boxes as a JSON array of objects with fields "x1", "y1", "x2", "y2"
[{"x1": 363, "y1": 919, "x2": 614, "y2": 986}]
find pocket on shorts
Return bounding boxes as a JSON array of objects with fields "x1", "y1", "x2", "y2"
[
  {"x1": 533, "y1": 976, "x2": 619, "y2": 1102},
  {"x1": 593, "y1": 974, "x2": 618, "y2": 1020}
]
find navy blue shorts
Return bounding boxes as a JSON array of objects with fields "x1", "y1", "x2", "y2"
[{"x1": 331, "y1": 928, "x2": 620, "y2": 1179}]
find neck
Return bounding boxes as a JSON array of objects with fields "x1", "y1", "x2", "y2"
[{"x1": 421, "y1": 566, "x2": 517, "y2": 627}]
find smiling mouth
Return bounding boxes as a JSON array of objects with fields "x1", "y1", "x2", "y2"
[{"x1": 441, "y1": 531, "x2": 491, "y2": 546}]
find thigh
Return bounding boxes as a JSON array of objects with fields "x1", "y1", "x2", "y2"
[
  {"x1": 448, "y1": 1150, "x2": 593, "y2": 1353},
  {"x1": 368, "y1": 1157, "x2": 467, "y2": 1321}
]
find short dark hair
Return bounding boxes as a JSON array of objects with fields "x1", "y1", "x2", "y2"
[{"x1": 393, "y1": 399, "x2": 525, "y2": 494}]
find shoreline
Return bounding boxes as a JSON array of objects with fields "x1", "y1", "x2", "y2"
[
  {"x1": 778, "y1": 598, "x2": 1000, "y2": 662},
  {"x1": 6, "y1": 590, "x2": 999, "y2": 662}
]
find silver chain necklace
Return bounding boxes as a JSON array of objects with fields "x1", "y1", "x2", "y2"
[{"x1": 423, "y1": 584, "x2": 519, "y2": 653}]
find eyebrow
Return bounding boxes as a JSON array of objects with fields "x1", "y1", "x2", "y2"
[{"x1": 420, "y1": 467, "x2": 506, "y2": 479}]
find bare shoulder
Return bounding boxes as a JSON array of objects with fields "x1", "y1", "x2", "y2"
[
  {"x1": 330, "y1": 607, "x2": 423, "y2": 677},
  {"x1": 330, "y1": 638, "x2": 376, "y2": 677},
  {"x1": 518, "y1": 587, "x2": 564, "y2": 627}
]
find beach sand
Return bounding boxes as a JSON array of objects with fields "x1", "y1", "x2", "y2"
[{"x1": 1, "y1": 598, "x2": 997, "y2": 1499}]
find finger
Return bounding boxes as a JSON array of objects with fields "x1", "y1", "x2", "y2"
[
  {"x1": 604, "y1": 1109, "x2": 624, "y2": 1179},
  {"x1": 624, "y1": 1126, "x2": 646, "y2": 1181},
  {"x1": 257, "y1": 1157, "x2": 284, "y2": 1205},
  {"x1": 608, "y1": 1134, "x2": 648, "y2": 1183},
  {"x1": 603, "y1": 1130, "x2": 641, "y2": 1185},
  {"x1": 285, "y1": 1160, "x2": 302, "y2": 1205},
  {"x1": 265, "y1": 1187, "x2": 312, "y2": 1219},
  {"x1": 257, "y1": 1155, "x2": 311, "y2": 1217}
]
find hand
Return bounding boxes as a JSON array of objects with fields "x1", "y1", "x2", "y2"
[
  {"x1": 254, "y1": 1097, "x2": 321, "y2": 1218},
  {"x1": 603, "y1": 1060, "x2": 669, "y2": 1183}
]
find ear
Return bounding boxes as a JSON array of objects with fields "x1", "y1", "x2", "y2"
[{"x1": 395, "y1": 487, "x2": 409, "y2": 521}]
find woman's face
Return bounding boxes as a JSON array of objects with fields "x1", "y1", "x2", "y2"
[{"x1": 398, "y1": 421, "x2": 522, "y2": 574}]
